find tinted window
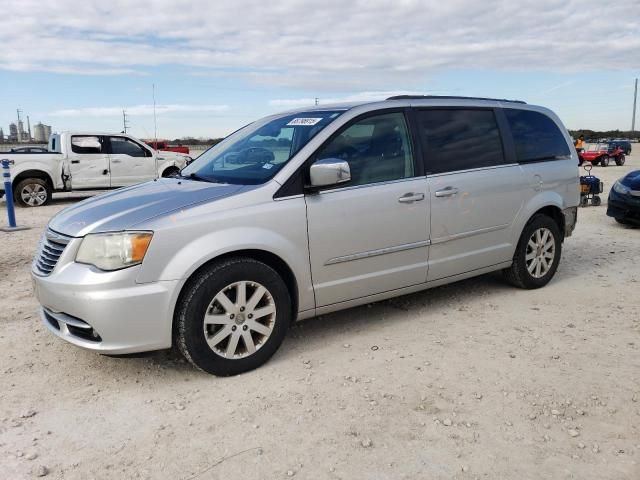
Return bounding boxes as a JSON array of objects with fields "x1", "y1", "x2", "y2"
[
  {"x1": 71, "y1": 136, "x2": 102, "y2": 154},
  {"x1": 110, "y1": 137, "x2": 147, "y2": 157},
  {"x1": 418, "y1": 109, "x2": 505, "y2": 174},
  {"x1": 316, "y1": 112, "x2": 414, "y2": 186},
  {"x1": 505, "y1": 109, "x2": 570, "y2": 162}
]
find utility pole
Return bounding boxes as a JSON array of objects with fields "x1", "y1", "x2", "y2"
[
  {"x1": 122, "y1": 110, "x2": 129, "y2": 134},
  {"x1": 632, "y1": 78, "x2": 638, "y2": 132},
  {"x1": 315, "y1": 97, "x2": 319, "y2": 106},
  {"x1": 27, "y1": 115, "x2": 31, "y2": 141}
]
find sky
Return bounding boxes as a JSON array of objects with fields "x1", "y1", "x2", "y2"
[{"x1": 0, "y1": 0, "x2": 638, "y2": 140}]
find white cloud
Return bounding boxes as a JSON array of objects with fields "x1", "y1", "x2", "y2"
[
  {"x1": 48, "y1": 104, "x2": 229, "y2": 117},
  {"x1": 0, "y1": 0, "x2": 637, "y2": 85}
]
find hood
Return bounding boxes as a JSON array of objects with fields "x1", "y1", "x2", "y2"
[
  {"x1": 620, "y1": 170, "x2": 640, "y2": 190},
  {"x1": 49, "y1": 178, "x2": 244, "y2": 237}
]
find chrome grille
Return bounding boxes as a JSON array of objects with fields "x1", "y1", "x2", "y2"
[{"x1": 33, "y1": 229, "x2": 72, "y2": 276}]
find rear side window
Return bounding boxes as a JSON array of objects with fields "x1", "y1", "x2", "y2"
[
  {"x1": 71, "y1": 136, "x2": 102, "y2": 154},
  {"x1": 417, "y1": 109, "x2": 505, "y2": 174},
  {"x1": 504, "y1": 109, "x2": 570, "y2": 162}
]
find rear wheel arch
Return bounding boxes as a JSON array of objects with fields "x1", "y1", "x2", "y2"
[
  {"x1": 161, "y1": 166, "x2": 180, "y2": 177},
  {"x1": 530, "y1": 205, "x2": 565, "y2": 240},
  {"x1": 13, "y1": 170, "x2": 54, "y2": 191}
]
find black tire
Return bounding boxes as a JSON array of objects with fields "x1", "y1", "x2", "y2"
[
  {"x1": 162, "y1": 167, "x2": 180, "y2": 178},
  {"x1": 591, "y1": 195, "x2": 602, "y2": 206},
  {"x1": 175, "y1": 258, "x2": 292, "y2": 376},
  {"x1": 600, "y1": 155, "x2": 609, "y2": 167},
  {"x1": 14, "y1": 178, "x2": 52, "y2": 207},
  {"x1": 579, "y1": 196, "x2": 588, "y2": 207},
  {"x1": 503, "y1": 214, "x2": 562, "y2": 289},
  {"x1": 615, "y1": 155, "x2": 625, "y2": 166}
]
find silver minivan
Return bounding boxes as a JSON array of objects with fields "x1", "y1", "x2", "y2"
[{"x1": 32, "y1": 96, "x2": 579, "y2": 375}]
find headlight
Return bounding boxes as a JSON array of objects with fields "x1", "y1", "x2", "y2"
[
  {"x1": 613, "y1": 181, "x2": 630, "y2": 195},
  {"x1": 76, "y1": 232, "x2": 153, "y2": 271}
]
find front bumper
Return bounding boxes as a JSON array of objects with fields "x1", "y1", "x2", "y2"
[
  {"x1": 607, "y1": 189, "x2": 640, "y2": 224},
  {"x1": 33, "y1": 260, "x2": 180, "y2": 354}
]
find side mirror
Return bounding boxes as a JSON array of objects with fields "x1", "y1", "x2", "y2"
[{"x1": 309, "y1": 158, "x2": 351, "y2": 188}]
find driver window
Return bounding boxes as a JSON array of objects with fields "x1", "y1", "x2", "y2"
[
  {"x1": 316, "y1": 112, "x2": 414, "y2": 187},
  {"x1": 110, "y1": 137, "x2": 147, "y2": 157}
]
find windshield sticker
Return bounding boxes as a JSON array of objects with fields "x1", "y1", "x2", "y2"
[{"x1": 287, "y1": 117, "x2": 322, "y2": 126}]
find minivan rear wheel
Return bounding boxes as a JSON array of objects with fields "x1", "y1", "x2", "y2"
[
  {"x1": 175, "y1": 258, "x2": 292, "y2": 375},
  {"x1": 503, "y1": 214, "x2": 562, "y2": 289}
]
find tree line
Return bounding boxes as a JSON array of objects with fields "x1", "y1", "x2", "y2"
[{"x1": 568, "y1": 129, "x2": 639, "y2": 140}]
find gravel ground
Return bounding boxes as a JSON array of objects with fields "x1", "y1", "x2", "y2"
[{"x1": 1, "y1": 156, "x2": 639, "y2": 479}]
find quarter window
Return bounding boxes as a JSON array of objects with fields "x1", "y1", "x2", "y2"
[
  {"x1": 504, "y1": 109, "x2": 570, "y2": 162},
  {"x1": 110, "y1": 137, "x2": 147, "y2": 157},
  {"x1": 316, "y1": 112, "x2": 415, "y2": 186},
  {"x1": 417, "y1": 109, "x2": 505, "y2": 174}
]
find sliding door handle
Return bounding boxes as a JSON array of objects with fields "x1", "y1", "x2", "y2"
[
  {"x1": 398, "y1": 192, "x2": 425, "y2": 203},
  {"x1": 434, "y1": 187, "x2": 459, "y2": 198}
]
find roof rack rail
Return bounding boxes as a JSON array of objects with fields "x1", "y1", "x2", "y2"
[{"x1": 386, "y1": 95, "x2": 526, "y2": 104}]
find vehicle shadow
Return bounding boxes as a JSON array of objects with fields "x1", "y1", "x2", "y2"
[{"x1": 50, "y1": 194, "x2": 96, "y2": 205}]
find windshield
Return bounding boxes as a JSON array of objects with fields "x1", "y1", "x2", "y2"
[{"x1": 182, "y1": 110, "x2": 345, "y2": 184}]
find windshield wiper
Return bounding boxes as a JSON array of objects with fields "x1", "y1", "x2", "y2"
[{"x1": 184, "y1": 172, "x2": 227, "y2": 184}]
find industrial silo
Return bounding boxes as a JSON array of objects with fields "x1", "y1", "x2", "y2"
[{"x1": 34, "y1": 123, "x2": 46, "y2": 143}]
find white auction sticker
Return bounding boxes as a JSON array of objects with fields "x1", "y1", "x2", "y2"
[{"x1": 287, "y1": 117, "x2": 322, "y2": 126}]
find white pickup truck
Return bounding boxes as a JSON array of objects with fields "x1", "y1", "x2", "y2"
[{"x1": 0, "y1": 132, "x2": 192, "y2": 207}]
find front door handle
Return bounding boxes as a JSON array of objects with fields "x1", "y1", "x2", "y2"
[
  {"x1": 398, "y1": 192, "x2": 425, "y2": 203},
  {"x1": 71, "y1": 160, "x2": 80, "y2": 164},
  {"x1": 434, "y1": 187, "x2": 459, "y2": 198}
]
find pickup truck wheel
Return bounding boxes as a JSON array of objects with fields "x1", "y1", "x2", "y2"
[
  {"x1": 175, "y1": 258, "x2": 292, "y2": 376},
  {"x1": 615, "y1": 155, "x2": 625, "y2": 166},
  {"x1": 600, "y1": 155, "x2": 609, "y2": 167},
  {"x1": 14, "y1": 178, "x2": 51, "y2": 207},
  {"x1": 503, "y1": 214, "x2": 562, "y2": 289}
]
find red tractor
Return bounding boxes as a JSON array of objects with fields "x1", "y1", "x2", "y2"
[{"x1": 579, "y1": 143, "x2": 626, "y2": 167}]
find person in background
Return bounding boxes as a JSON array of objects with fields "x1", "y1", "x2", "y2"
[{"x1": 575, "y1": 135, "x2": 585, "y2": 151}]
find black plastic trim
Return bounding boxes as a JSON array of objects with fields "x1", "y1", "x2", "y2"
[{"x1": 387, "y1": 95, "x2": 526, "y2": 104}]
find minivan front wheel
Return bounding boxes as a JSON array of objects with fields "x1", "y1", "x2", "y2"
[
  {"x1": 175, "y1": 258, "x2": 292, "y2": 375},
  {"x1": 503, "y1": 214, "x2": 562, "y2": 289}
]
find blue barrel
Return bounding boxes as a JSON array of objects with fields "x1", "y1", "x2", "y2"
[{"x1": 2, "y1": 159, "x2": 17, "y2": 228}]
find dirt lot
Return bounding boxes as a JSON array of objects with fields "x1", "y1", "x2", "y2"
[{"x1": 1, "y1": 157, "x2": 639, "y2": 480}]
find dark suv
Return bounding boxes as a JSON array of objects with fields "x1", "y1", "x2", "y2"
[{"x1": 610, "y1": 139, "x2": 632, "y2": 155}]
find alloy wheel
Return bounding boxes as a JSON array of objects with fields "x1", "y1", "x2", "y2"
[
  {"x1": 525, "y1": 228, "x2": 555, "y2": 279},
  {"x1": 20, "y1": 183, "x2": 48, "y2": 206},
  {"x1": 203, "y1": 281, "x2": 276, "y2": 359}
]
